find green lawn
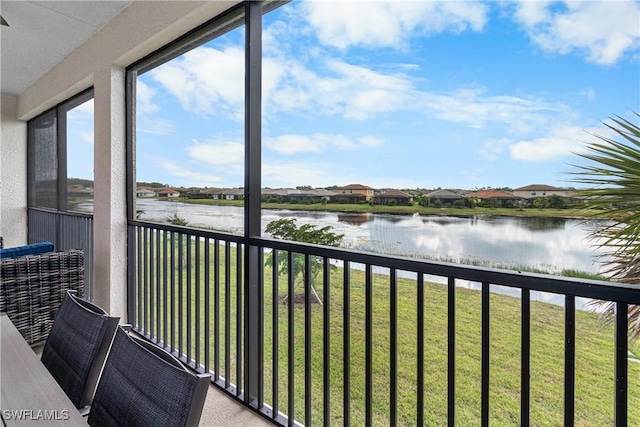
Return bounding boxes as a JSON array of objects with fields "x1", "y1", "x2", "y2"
[{"x1": 135, "y1": 237, "x2": 639, "y2": 426}]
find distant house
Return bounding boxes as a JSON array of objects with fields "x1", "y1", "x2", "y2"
[
  {"x1": 286, "y1": 188, "x2": 337, "y2": 203},
  {"x1": 331, "y1": 193, "x2": 366, "y2": 204},
  {"x1": 335, "y1": 184, "x2": 375, "y2": 201},
  {"x1": 375, "y1": 189, "x2": 413, "y2": 206},
  {"x1": 512, "y1": 184, "x2": 573, "y2": 199},
  {"x1": 306, "y1": 188, "x2": 336, "y2": 200},
  {"x1": 283, "y1": 188, "x2": 310, "y2": 203},
  {"x1": 136, "y1": 188, "x2": 156, "y2": 198},
  {"x1": 262, "y1": 188, "x2": 292, "y2": 201},
  {"x1": 425, "y1": 189, "x2": 464, "y2": 206},
  {"x1": 67, "y1": 184, "x2": 94, "y2": 197},
  {"x1": 201, "y1": 188, "x2": 224, "y2": 199},
  {"x1": 156, "y1": 187, "x2": 180, "y2": 198},
  {"x1": 465, "y1": 189, "x2": 521, "y2": 207},
  {"x1": 222, "y1": 188, "x2": 244, "y2": 200}
]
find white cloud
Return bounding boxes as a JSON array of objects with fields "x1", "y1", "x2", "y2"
[
  {"x1": 137, "y1": 118, "x2": 175, "y2": 136},
  {"x1": 302, "y1": 0, "x2": 488, "y2": 50},
  {"x1": 581, "y1": 88, "x2": 596, "y2": 101},
  {"x1": 67, "y1": 98, "x2": 94, "y2": 118},
  {"x1": 265, "y1": 57, "x2": 418, "y2": 121},
  {"x1": 136, "y1": 81, "x2": 159, "y2": 115},
  {"x1": 265, "y1": 134, "x2": 324, "y2": 154},
  {"x1": 263, "y1": 162, "x2": 335, "y2": 187},
  {"x1": 263, "y1": 49, "x2": 569, "y2": 132},
  {"x1": 76, "y1": 130, "x2": 94, "y2": 146},
  {"x1": 264, "y1": 133, "x2": 385, "y2": 155},
  {"x1": 186, "y1": 140, "x2": 245, "y2": 167},
  {"x1": 426, "y1": 88, "x2": 571, "y2": 133},
  {"x1": 143, "y1": 12, "x2": 572, "y2": 135},
  {"x1": 512, "y1": 0, "x2": 640, "y2": 65},
  {"x1": 150, "y1": 45, "x2": 244, "y2": 118},
  {"x1": 478, "y1": 137, "x2": 510, "y2": 161},
  {"x1": 135, "y1": 80, "x2": 175, "y2": 135},
  {"x1": 154, "y1": 158, "x2": 226, "y2": 187},
  {"x1": 66, "y1": 99, "x2": 93, "y2": 133},
  {"x1": 359, "y1": 136, "x2": 384, "y2": 147},
  {"x1": 509, "y1": 125, "x2": 608, "y2": 162}
]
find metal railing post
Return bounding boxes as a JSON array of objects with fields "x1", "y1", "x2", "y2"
[{"x1": 244, "y1": 0, "x2": 263, "y2": 408}]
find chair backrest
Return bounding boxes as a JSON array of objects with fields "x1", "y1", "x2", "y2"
[
  {"x1": 41, "y1": 291, "x2": 119, "y2": 409},
  {"x1": 88, "y1": 327, "x2": 210, "y2": 427}
]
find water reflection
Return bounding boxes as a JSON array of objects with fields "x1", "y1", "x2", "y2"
[
  {"x1": 363, "y1": 213, "x2": 603, "y2": 274},
  {"x1": 134, "y1": 199, "x2": 608, "y2": 276},
  {"x1": 337, "y1": 213, "x2": 372, "y2": 225},
  {"x1": 509, "y1": 216, "x2": 567, "y2": 231}
]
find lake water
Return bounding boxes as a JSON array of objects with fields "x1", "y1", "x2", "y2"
[
  {"x1": 136, "y1": 198, "x2": 609, "y2": 276},
  {"x1": 122, "y1": 198, "x2": 617, "y2": 310}
]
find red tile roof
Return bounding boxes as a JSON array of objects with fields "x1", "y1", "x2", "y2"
[{"x1": 340, "y1": 184, "x2": 374, "y2": 190}]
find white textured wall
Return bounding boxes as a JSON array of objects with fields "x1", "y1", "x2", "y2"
[{"x1": 0, "y1": 95, "x2": 27, "y2": 247}]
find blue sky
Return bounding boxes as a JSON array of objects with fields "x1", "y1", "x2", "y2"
[{"x1": 68, "y1": 0, "x2": 640, "y2": 190}]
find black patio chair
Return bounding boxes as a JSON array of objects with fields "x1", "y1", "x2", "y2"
[
  {"x1": 41, "y1": 291, "x2": 119, "y2": 410},
  {"x1": 87, "y1": 327, "x2": 210, "y2": 427}
]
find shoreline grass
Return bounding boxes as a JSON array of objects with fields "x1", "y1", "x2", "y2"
[{"x1": 167, "y1": 197, "x2": 602, "y2": 220}]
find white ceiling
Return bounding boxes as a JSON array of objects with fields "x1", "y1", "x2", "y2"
[{"x1": 0, "y1": 1, "x2": 133, "y2": 96}]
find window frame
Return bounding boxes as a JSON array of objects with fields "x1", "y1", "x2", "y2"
[{"x1": 27, "y1": 88, "x2": 94, "y2": 212}]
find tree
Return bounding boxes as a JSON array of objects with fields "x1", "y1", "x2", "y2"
[
  {"x1": 548, "y1": 195, "x2": 567, "y2": 209},
  {"x1": 514, "y1": 199, "x2": 527, "y2": 211},
  {"x1": 468, "y1": 196, "x2": 479, "y2": 209},
  {"x1": 571, "y1": 113, "x2": 640, "y2": 341},
  {"x1": 532, "y1": 196, "x2": 549, "y2": 210},
  {"x1": 414, "y1": 194, "x2": 429, "y2": 207},
  {"x1": 265, "y1": 218, "x2": 343, "y2": 304}
]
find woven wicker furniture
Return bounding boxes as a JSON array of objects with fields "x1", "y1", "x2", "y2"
[
  {"x1": 0, "y1": 249, "x2": 85, "y2": 345},
  {"x1": 88, "y1": 327, "x2": 210, "y2": 427},
  {"x1": 41, "y1": 291, "x2": 119, "y2": 409}
]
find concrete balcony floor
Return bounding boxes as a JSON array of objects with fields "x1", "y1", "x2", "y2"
[{"x1": 201, "y1": 385, "x2": 273, "y2": 426}]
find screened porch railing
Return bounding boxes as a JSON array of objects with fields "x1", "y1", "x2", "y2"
[
  {"x1": 28, "y1": 207, "x2": 94, "y2": 299},
  {"x1": 128, "y1": 220, "x2": 639, "y2": 427}
]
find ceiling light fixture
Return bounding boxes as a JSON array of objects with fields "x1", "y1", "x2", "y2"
[{"x1": 0, "y1": 16, "x2": 8, "y2": 27}]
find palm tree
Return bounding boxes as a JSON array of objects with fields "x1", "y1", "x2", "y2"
[{"x1": 571, "y1": 112, "x2": 640, "y2": 341}]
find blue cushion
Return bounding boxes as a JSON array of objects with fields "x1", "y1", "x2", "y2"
[{"x1": 0, "y1": 242, "x2": 54, "y2": 259}]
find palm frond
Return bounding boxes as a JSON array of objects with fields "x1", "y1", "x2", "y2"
[{"x1": 571, "y1": 112, "x2": 640, "y2": 341}]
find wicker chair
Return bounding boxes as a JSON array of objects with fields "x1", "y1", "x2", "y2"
[
  {"x1": 0, "y1": 249, "x2": 85, "y2": 345},
  {"x1": 88, "y1": 327, "x2": 210, "y2": 427}
]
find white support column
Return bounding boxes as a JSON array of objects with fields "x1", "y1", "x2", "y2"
[
  {"x1": 0, "y1": 95, "x2": 28, "y2": 247},
  {"x1": 92, "y1": 66, "x2": 127, "y2": 318}
]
